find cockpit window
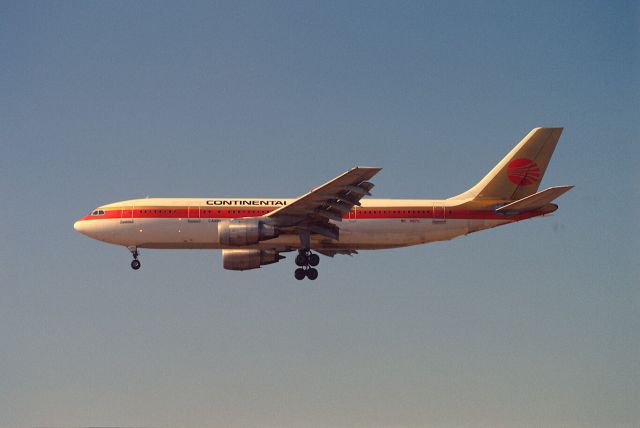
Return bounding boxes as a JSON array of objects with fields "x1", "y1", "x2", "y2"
[
  {"x1": 92, "y1": 210, "x2": 98, "y2": 215},
  {"x1": 90, "y1": 209, "x2": 105, "y2": 216}
]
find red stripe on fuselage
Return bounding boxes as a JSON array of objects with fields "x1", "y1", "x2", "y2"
[
  {"x1": 80, "y1": 208, "x2": 275, "y2": 222},
  {"x1": 80, "y1": 207, "x2": 545, "y2": 222}
]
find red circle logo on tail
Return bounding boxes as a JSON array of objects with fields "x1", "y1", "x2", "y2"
[{"x1": 507, "y1": 158, "x2": 540, "y2": 185}]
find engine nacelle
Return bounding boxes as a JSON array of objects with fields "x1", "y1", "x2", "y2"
[
  {"x1": 218, "y1": 219, "x2": 278, "y2": 246},
  {"x1": 222, "y1": 249, "x2": 284, "y2": 271}
]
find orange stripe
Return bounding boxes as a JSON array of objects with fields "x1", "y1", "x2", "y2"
[{"x1": 80, "y1": 207, "x2": 546, "y2": 222}]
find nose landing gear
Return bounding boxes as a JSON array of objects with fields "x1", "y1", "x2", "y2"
[
  {"x1": 294, "y1": 249, "x2": 319, "y2": 280},
  {"x1": 128, "y1": 246, "x2": 141, "y2": 270}
]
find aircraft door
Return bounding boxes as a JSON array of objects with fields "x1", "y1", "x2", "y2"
[
  {"x1": 188, "y1": 206, "x2": 201, "y2": 223},
  {"x1": 432, "y1": 205, "x2": 446, "y2": 223},
  {"x1": 120, "y1": 206, "x2": 134, "y2": 223}
]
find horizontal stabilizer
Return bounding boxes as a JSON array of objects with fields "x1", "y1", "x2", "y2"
[{"x1": 496, "y1": 185, "x2": 574, "y2": 213}]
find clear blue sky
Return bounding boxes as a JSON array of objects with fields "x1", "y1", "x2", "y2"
[{"x1": 1, "y1": 1, "x2": 638, "y2": 427}]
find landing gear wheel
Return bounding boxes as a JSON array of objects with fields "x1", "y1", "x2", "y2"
[
  {"x1": 128, "y1": 246, "x2": 141, "y2": 270},
  {"x1": 306, "y1": 267, "x2": 318, "y2": 280},
  {"x1": 308, "y1": 253, "x2": 320, "y2": 267},
  {"x1": 294, "y1": 268, "x2": 306, "y2": 280},
  {"x1": 295, "y1": 253, "x2": 308, "y2": 267},
  {"x1": 293, "y1": 249, "x2": 320, "y2": 279}
]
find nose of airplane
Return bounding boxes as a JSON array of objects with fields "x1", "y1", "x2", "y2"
[{"x1": 74, "y1": 220, "x2": 85, "y2": 234}]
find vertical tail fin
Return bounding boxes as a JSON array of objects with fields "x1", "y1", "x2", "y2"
[{"x1": 452, "y1": 127, "x2": 564, "y2": 201}]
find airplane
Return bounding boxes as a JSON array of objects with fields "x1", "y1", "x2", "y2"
[{"x1": 74, "y1": 127, "x2": 573, "y2": 280}]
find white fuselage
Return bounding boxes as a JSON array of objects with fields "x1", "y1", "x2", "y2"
[{"x1": 73, "y1": 197, "x2": 531, "y2": 252}]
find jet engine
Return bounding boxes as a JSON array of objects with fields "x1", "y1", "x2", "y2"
[
  {"x1": 218, "y1": 219, "x2": 278, "y2": 246},
  {"x1": 222, "y1": 249, "x2": 284, "y2": 271}
]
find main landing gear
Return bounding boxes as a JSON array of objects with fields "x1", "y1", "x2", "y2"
[
  {"x1": 294, "y1": 249, "x2": 320, "y2": 280},
  {"x1": 128, "y1": 246, "x2": 141, "y2": 270}
]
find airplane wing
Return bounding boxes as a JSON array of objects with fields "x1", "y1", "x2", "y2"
[{"x1": 267, "y1": 166, "x2": 381, "y2": 240}]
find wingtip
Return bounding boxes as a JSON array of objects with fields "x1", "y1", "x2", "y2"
[{"x1": 353, "y1": 166, "x2": 382, "y2": 171}]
